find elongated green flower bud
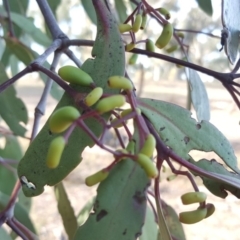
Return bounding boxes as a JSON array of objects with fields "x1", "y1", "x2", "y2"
[
  {"x1": 58, "y1": 65, "x2": 93, "y2": 86},
  {"x1": 49, "y1": 106, "x2": 80, "y2": 133},
  {"x1": 46, "y1": 136, "x2": 66, "y2": 169},
  {"x1": 155, "y1": 23, "x2": 173, "y2": 49}
]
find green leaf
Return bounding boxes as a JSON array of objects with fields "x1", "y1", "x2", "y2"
[
  {"x1": 196, "y1": 0, "x2": 213, "y2": 16},
  {"x1": 5, "y1": 37, "x2": 35, "y2": 65},
  {"x1": 77, "y1": 197, "x2": 95, "y2": 226},
  {"x1": 1, "y1": 47, "x2": 12, "y2": 67},
  {"x1": 81, "y1": 0, "x2": 97, "y2": 25},
  {"x1": 186, "y1": 67, "x2": 210, "y2": 121},
  {"x1": 191, "y1": 158, "x2": 240, "y2": 198},
  {"x1": 54, "y1": 182, "x2": 78, "y2": 240},
  {"x1": 0, "y1": 62, "x2": 28, "y2": 136},
  {"x1": 18, "y1": 0, "x2": 125, "y2": 197},
  {"x1": 0, "y1": 135, "x2": 22, "y2": 195},
  {"x1": 137, "y1": 98, "x2": 239, "y2": 174},
  {"x1": 0, "y1": 227, "x2": 12, "y2": 240},
  {"x1": 114, "y1": 0, "x2": 128, "y2": 22},
  {"x1": 7, "y1": 0, "x2": 29, "y2": 15},
  {"x1": 140, "y1": 205, "x2": 158, "y2": 240},
  {"x1": 221, "y1": 0, "x2": 240, "y2": 64},
  {"x1": 161, "y1": 201, "x2": 186, "y2": 240},
  {"x1": 156, "y1": 198, "x2": 171, "y2": 240},
  {"x1": 0, "y1": 191, "x2": 36, "y2": 234},
  {"x1": 7, "y1": 0, "x2": 29, "y2": 38},
  {"x1": 74, "y1": 159, "x2": 149, "y2": 240},
  {"x1": 4, "y1": 37, "x2": 64, "y2": 100},
  {"x1": 8, "y1": 12, "x2": 51, "y2": 47},
  {"x1": 10, "y1": 55, "x2": 19, "y2": 77}
]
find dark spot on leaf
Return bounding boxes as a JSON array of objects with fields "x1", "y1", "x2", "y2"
[
  {"x1": 96, "y1": 209, "x2": 108, "y2": 222},
  {"x1": 122, "y1": 229, "x2": 127, "y2": 235},
  {"x1": 133, "y1": 191, "x2": 146, "y2": 205},
  {"x1": 21, "y1": 107, "x2": 25, "y2": 110},
  {"x1": 165, "y1": 138, "x2": 169, "y2": 142},
  {"x1": 159, "y1": 127, "x2": 165, "y2": 131},
  {"x1": 48, "y1": 130, "x2": 52, "y2": 135},
  {"x1": 135, "y1": 232, "x2": 141, "y2": 238},
  {"x1": 196, "y1": 124, "x2": 201, "y2": 129},
  {"x1": 184, "y1": 136, "x2": 190, "y2": 144}
]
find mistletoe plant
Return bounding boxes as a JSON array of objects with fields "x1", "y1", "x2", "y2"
[{"x1": 0, "y1": 0, "x2": 240, "y2": 239}]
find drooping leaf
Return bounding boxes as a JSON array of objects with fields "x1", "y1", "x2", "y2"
[
  {"x1": 77, "y1": 197, "x2": 95, "y2": 226},
  {"x1": 0, "y1": 6, "x2": 51, "y2": 46},
  {"x1": 54, "y1": 182, "x2": 78, "y2": 240},
  {"x1": 0, "y1": 135, "x2": 22, "y2": 195},
  {"x1": 185, "y1": 67, "x2": 210, "y2": 121},
  {"x1": 6, "y1": 0, "x2": 29, "y2": 37},
  {"x1": 81, "y1": 0, "x2": 97, "y2": 25},
  {"x1": 5, "y1": 37, "x2": 35, "y2": 65},
  {"x1": 74, "y1": 159, "x2": 149, "y2": 240},
  {"x1": 140, "y1": 205, "x2": 158, "y2": 240},
  {"x1": 137, "y1": 98, "x2": 239, "y2": 174},
  {"x1": 3, "y1": 12, "x2": 52, "y2": 47},
  {"x1": 221, "y1": 0, "x2": 240, "y2": 64},
  {"x1": 0, "y1": 62, "x2": 28, "y2": 136},
  {"x1": 191, "y1": 158, "x2": 240, "y2": 198},
  {"x1": 196, "y1": 0, "x2": 213, "y2": 16},
  {"x1": 0, "y1": 191, "x2": 36, "y2": 234},
  {"x1": 4, "y1": 37, "x2": 64, "y2": 100},
  {"x1": 1, "y1": 47, "x2": 11, "y2": 67},
  {"x1": 114, "y1": 0, "x2": 128, "y2": 22},
  {"x1": 161, "y1": 200, "x2": 186, "y2": 240},
  {"x1": 156, "y1": 198, "x2": 172, "y2": 240},
  {"x1": 10, "y1": 55, "x2": 19, "y2": 77}
]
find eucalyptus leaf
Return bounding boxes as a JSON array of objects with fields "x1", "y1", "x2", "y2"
[
  {"x1": 196, "y1": 0, "x2": 213, "y2": 16},
  {"x1": 6, "y1": 0, "x2": 29, "y2": 37},
  {"x1": 137, "y1": 98, "x2": 239, "y2": 174},
  {"x1": 0, "y1": 135, "x2": 22, "y2": 195},
  {"x1": 140, "y1": 205, "x2": 158, "y2": 240},
  {"x1": 74, "y1": 159, "x2": 149, "y2": 240},
  {"x1": 191, "y1": 158, "x2": 240, "y2": 198},
  {"x1": 221, "y1": 0, "x2": 240, "y2": 64},
  {"x1": 185, "y1": 67, "x2": 210, "y2": 121},
  {"x1": 54, "y1": 182, "x2": 78, "y2": 240},
  {"x1": 114, "y1": 0, "x2": 128, "y2": 23},
  {"x1": 0, "y1": 62, "x2": 28, "y2": 136},
  {"x1": 81, "y1": 0, "x2": 97, "y2": 25},
  {"x1": 8, "y1": 12, "x2": 51, "y2": 47},
  {"x1": 77, "y1": 197, "x2": 95, "y2": 226},
  {"x1": 161, "y1": 200, "x2": 186, "y2": 240},
  {"x1": 10, "y1": 55, "x2": 19, "y2": 77}
]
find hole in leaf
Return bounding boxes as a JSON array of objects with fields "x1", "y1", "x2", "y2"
[{"x1": 189, "y1": 150, "x2": 223, "y2": 163}]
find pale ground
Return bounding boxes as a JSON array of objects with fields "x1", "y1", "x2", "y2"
[{"x1": 12, "y1": 74, "x2": 240, "y2": 240}]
